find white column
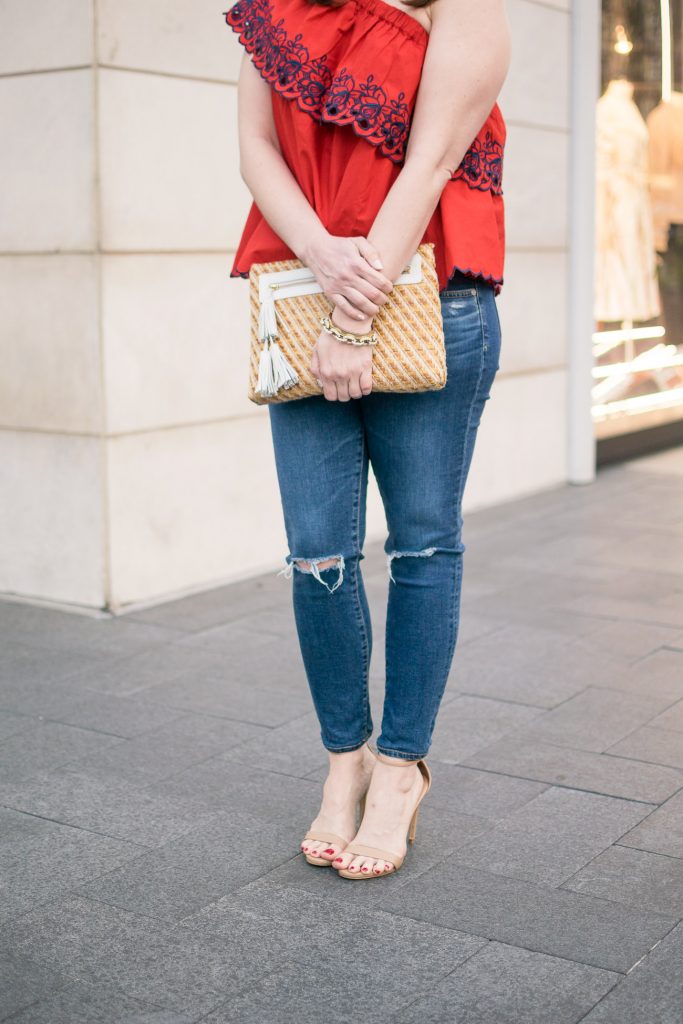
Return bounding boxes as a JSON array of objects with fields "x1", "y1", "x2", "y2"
[{"x1": 567, "y1": 0, "x2": 600, "y2": 484}]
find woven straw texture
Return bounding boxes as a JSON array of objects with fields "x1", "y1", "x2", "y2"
[{"x1": 247, "y1": 242, "x2": 446, "y2": 405}]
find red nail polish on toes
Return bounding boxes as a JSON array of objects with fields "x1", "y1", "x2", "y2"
[
  {"x1": 324, "y1": 848, "x2": 335, "y2": 854},
  {"x1": 334, "y1": 857, "x2": 343, "y2": 863}
]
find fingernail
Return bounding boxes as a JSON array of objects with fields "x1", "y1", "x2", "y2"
[{"x1": 372, "y1": 259, "x2": 383, "y2": 269}]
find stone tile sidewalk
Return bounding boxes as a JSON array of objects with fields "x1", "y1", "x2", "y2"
[{"x1": 1, "y1": 445, "x2": 683, "y2": 1023}]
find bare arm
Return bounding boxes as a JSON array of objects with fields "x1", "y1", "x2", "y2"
[
  {"x1": 236, "y1": 52, "x2": 394, "y2": 317},
  {"x1": 332, "y1": 0, "x2": 512, "y2": 335}
]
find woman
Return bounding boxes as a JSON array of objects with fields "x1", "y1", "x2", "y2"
[{"x1": 225, "y1": 0, "x2": 511, "y2": 879}]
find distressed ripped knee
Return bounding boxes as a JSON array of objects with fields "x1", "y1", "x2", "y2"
[
  {"x1": 277, "y1": 553, "x2": 345, "y2": 594},
  {"x1": 386, "y1": 546, "x2": 437, "y2": 584}
]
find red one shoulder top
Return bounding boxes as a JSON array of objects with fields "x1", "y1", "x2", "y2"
[{"x1": 224, "y1": 0, "x2": 506, "y2": 295}]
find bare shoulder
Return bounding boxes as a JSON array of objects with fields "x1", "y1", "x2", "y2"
[
  {"x1": 427, "y1": 0, "x2": 511, "y2": 72},
  {"x1": 429, "y1": 0, "x2": 509, "y2": 36}
]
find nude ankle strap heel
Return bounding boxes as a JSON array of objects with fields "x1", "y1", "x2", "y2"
[
  {"x1": 301, "y1": 740, "x2": 376, "y2": 867},
  {"x1": 336, "y1": 755, "x2": 432, "y2": 879}
]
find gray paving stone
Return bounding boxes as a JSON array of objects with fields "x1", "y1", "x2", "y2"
[
  {"x1": 151, "y1": 756, "x2": 322, "y2": 827},
  {"x1": 0, "y1": 895, "x2": 287, "y2": 1017},
  {"x1": 74, "y1": 811, "x2": 301, "y2": 921},
  {"x1": 189, "y1": 878, "x2": 485, "y2": 1005},
  {"x1": 0, "y1": 767, "x2": 218, "y2": 846},
  {"x1": 462, "y1": 737, "x2": 683, "y2": 803},
  {"x1": 0, "y1": 639, "x2": 102, "y2": 690},
  {"x1": 651, "y1": 699, "x2": 683, "y2": 731},
  {"x1": 0, "y1": 953, "x2": 66, "y2": 1021},
  {"x1": 0, "y1": 710, "x2": 38, "y2": 742},
  {"x1": 40, "y1": 690, "x2": 185, "y2": 738},
  {"x1": 0, "y1": 807, "x2": 144, "y2": 924},
  {"x1": 620, "y1": 788, "x2": 683, "y2": 857},
  {"x1": 125, "y1": 574, "x2": 285, "y2": 633},
  {"x1": 589, "y1": 528, "x2": 683, "y2": 576},
  {"x1": 506, "y1": 686, "x2": 672, "y2": 754},
  {"x1": 596, "y1": 649, "x2": 683, "y2": 703},
  {"x1": 464, "y1": 573, "x2": 606, "y2": 637},
  {"x1": 563, "y1": 844, "x2": 683, "y2": 917},
  {"x1": 221, "y1": 712, "x2": 329, "y2": 777},
  {"x1": 379, "y1": 861, "x2": 677, "y2": 972},
  {"x1": 450, "y1": 786, "x2": 653, "y2": 886},
  {"x1": 62, "y1": 714, "x2": 266, "y2": 784},
  {"x1": 0, "y1": 601, "x2": 179, "y2": 658},
  {"x1": 577, "y1": 620, "x2": 683, "y2": 659},
  {"x1": 606, "y1": 725, "x2": 683, "y2": 769},
  {"x1": 450, "y1": 627, "x2": 622, "y2": 708},
  {"x1": 393, "y1": 940, "x2": 619, "y2": 1024},
  {"x1": 56, "y1": 640, "x2": 238, "y2": 698},
  {"x1": 134, "y1": 670, "x2": 313, "y2": 728},
  {"x1": 200, "y1": 961, "x2": 382, "y2": 1023},
  {"x1": 3, "y1": 980, "x2": 196, "y2": 1024},
  {"x1": 561, "y1": 591, "x2": 683, "y2": 630},
  {"x1": 427, "y1": 694, "x2": 544, "y2": 763},
  {"x1": 0, "y1": 721, "x2": 123, "y2": 783},
  {"x1": 580, "y1": 920, "x2": 683, "y2": 1023}
]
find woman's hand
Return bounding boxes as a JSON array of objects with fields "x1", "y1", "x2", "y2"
[
  {"x1": 303, "y1": 233, "x2": 394, "y2": 322},
  {"x1": 310, "y1": 325, "x2": 374, "y2": 402}
]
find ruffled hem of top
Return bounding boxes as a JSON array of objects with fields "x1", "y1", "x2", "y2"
[{"x1": 224, "y1": 0, "x2": 426, "y2": 163}]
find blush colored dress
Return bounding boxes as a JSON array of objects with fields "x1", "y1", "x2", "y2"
[{"x1": 224, "y1": 0, "x2": 506, "y2": 294}]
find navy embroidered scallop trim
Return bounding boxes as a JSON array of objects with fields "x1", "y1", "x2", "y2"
[{"x1": 223, "y1": 0, "x2": 504, "y2": 189}]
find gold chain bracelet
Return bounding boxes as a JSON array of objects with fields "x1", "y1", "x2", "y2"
[{"x1": 319, "y1": 314, "x2": 378, "y2": 346}]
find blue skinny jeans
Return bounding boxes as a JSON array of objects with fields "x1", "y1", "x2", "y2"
[{"x1": 267, "y1": 269, "x2": 502, "y2": 760}]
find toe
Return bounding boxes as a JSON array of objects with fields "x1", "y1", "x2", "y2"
[
  {"x1": 308, "y1": 842, "x2": 323, "y2": 858},
  {"x1": 348, "y1": 855, "x2": 364, "y2": 873},
  {"x1": 333, "y1": 851, "x2": 352, "y2": 869},
  {"x1": 359, "y1": 858, "x2": 373, "y2": 875},
  {"x1": 320, "y1": 843, "x2": 340, "y2": 861}
]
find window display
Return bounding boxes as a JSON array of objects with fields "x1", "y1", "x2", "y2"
[{"x1": 594, "y1": 0, "x2": 683, "y2": 450}]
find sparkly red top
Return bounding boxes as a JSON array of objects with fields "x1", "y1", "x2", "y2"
[{"x1": 224, "y1": 0, "x2": 506, "y2": 294}]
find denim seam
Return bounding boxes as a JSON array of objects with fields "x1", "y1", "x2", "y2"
[
  {"x1": 352, "y1": 426, "x2": 372, "y2": 746},
  {"x1": 426, "y1": 287, "x2": 489, "y2": 745}
]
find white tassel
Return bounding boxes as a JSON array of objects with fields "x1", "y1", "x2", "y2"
[
  {"x1": 256, "y1": 338, "x2": 299, "y2": 397},
  {"x1": 255, "y1": 290, "x2": 299, "y2": 397}
]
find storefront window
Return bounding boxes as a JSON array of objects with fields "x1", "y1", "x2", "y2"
[{"x1": 595, "y1": 0, "x2": 683, "y2": 455}]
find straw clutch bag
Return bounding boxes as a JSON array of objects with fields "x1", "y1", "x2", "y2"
[{"x1": 247, "y1": 241, "x2": 446, "y2": 404}]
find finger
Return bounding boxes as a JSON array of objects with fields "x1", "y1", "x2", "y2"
[
  {"x1": 340, "y1": 285, "x2": 384, "y2": 318},
  {"x1": 330, "y1": 292, "x2": 371, "y2": 322},
  {"x1": 348, "y1": 374, "x2": 363, "y2": 400},
  {"x1": 335, "y1": 378, "x2": 351, "y2": 402},
  {"x1": 353, "y1": 236, "x2": 384, "y2": 270},
  {"x1": 322, "y1": 379, "x2": 338, "y2": 402},
  {"x1": 350, "y1": 242, "x2": 394, "y2": 293},
  {"x1": 359, "y1": 362, "x2": 373, "y2": 395}
]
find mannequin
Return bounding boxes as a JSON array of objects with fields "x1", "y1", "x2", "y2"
[
  {"x1": 646, "y1": 91, "x2": 683, "y2": 252},
  {"x1": 594, "y1": 78, "x2": 661, "y2": 323}
]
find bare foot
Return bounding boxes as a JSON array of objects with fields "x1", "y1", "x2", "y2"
[
  {"x1": 332, "y1": 755, "x2": 424, "y2": 876},
  {"x1": 301, "y1": 743, "x2": 376, "y2": 862}
]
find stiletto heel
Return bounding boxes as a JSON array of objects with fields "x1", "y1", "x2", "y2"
[
  {"x1": 301, "y1": 741, "x2": 376, "y2": 867},
  {"x1": 336, "y1": 754, "x2": 432, "y2": 880}
]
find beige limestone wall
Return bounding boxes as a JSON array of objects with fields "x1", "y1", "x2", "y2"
[{"x1": 0, "y1": 0, "x2": 576, "y2": 611}]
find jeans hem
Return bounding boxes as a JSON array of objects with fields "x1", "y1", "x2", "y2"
[
  {"x1": 375, "y1": 745, "x2": 428, "y2": 761},
  {"x1": 323, "y1": 736, "x2": 373, "y2": 754}
]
